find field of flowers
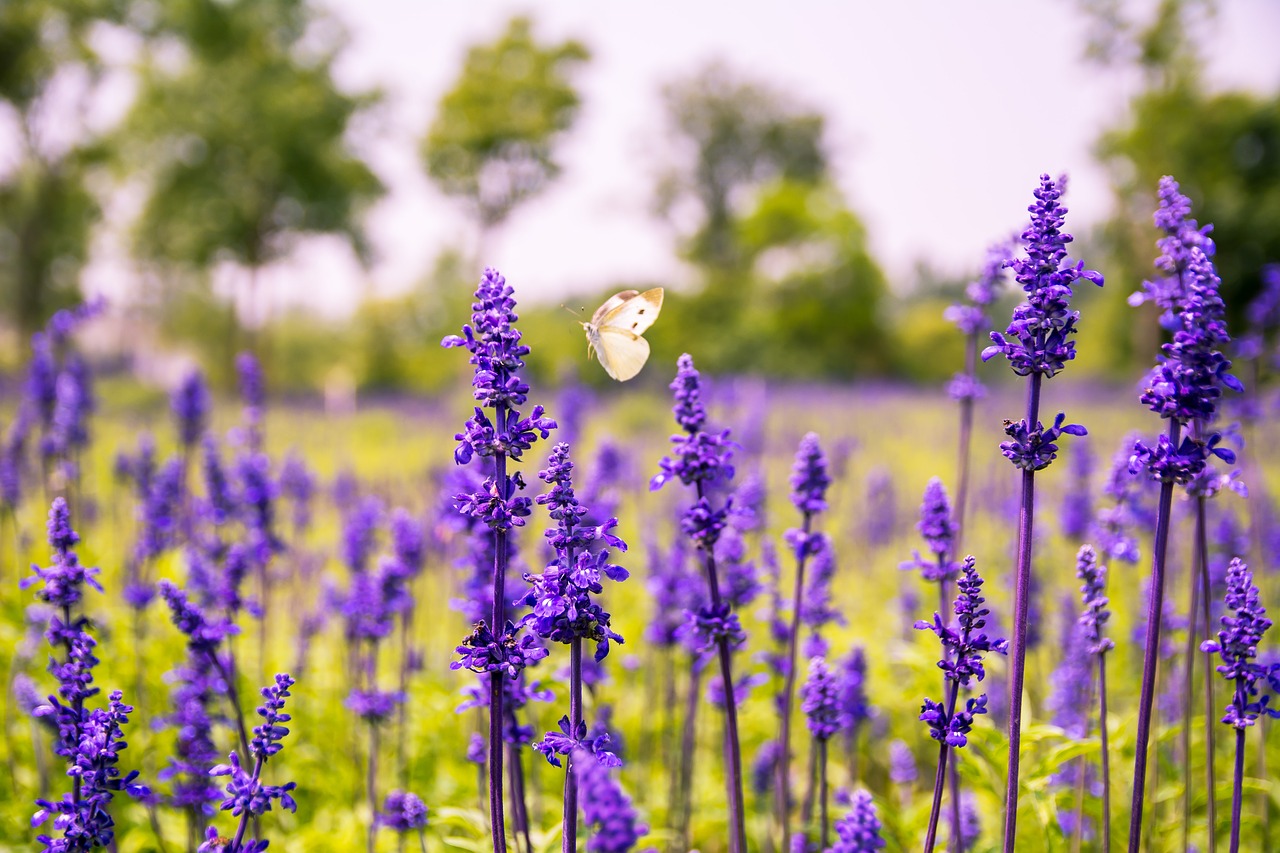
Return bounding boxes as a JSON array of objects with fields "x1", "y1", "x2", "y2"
[{"x1": 2, "y1": 175, "x2": 1278, "y2": 853}]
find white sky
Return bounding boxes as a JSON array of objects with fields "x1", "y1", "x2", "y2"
[{"x1": 87, "y1": 1, "x2": 1280, "y2": 318}]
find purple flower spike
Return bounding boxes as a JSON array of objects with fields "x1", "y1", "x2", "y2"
[
  {"x1": 789, "y1": 432, "x2": 831, "y2": 516},
  {"x1": 829, "y1": 790, "x2": 886, "y2": 852},
  {"x1": 1203, "y1": 559, "x2": 1274, "y2": 730},
  {"x1": 650, "y1": 354, "x2": 735, "y2": 492},
  {"x1": 801, "y1": 657, "x2": 841, "y2": 741},
  {"x1": 172, "y1": 369, "x2": 211, "y2": 451},
  {"x1": 379, "y1": 790, "x2": 429, "y2": 832},
  {"x1": 982, "y1": 174, "x2": 1103, "y2": 378}
]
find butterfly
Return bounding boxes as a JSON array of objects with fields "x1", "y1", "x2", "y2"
[{"x1": 582, "y1": 287, "x2": 664, "y2": 381}]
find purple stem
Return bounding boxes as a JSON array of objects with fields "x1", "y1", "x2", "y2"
[
  {"x1": 924, "y1": 680, "x2": 962, "y2": 852},
  {"x1": 490, "y1": 442, "x2": 509, "y2": 853},
  {"x1": 777, "y1": 511, "x2": 814, "y2": 851},
  {"x1": 1230, "y1": 720, "x2": 1245, "y2": 853},
  {"x1": 1195, "y1": 492, "x2": 1218, "y2": 853},
  {"x1": 1001, "y1": 371, "x2": 1042, "y2": 852},
  {"x1": 1100, "y1": 652, "x2": 1112, "y2": 853},
  {"x1": 818, "y1": 737, "x2": 829, "y2": 850},
  {"x1": 940, "y1": 577, "x2": 961, "y2": 853},
  {"x1": 1127, "y1": 420, "x2": 1181, "y2": 853},
  {"x1": 563, "y1": 638, "x2": 583, "y2": 853},
  {"x1": 694, "y1": 480, "x2": 747, "y2": 853}
]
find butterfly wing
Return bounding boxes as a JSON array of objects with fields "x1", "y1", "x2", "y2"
[
  {"x1": 595, "y1": 327, "x2": 651, "y2": 382},
  {"x1": 598, "y1": 288, "x2": 663, "y2": 337}
]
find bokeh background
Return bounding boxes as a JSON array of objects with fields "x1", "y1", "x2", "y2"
[{"x1": 3, "y1": 0, "x2": 1279, "y2": 394}]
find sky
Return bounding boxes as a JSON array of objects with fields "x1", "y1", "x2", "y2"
[{"x1": 82, "y1": 1, "x2": 1280, "y2": 319}]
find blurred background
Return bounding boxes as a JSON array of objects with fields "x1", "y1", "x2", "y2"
[{"x1": 2, "y1": 0, "x2": 1279, "y2": 396}]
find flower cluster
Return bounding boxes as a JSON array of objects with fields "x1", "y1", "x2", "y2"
[
  {"x1": 946, "y1": 237, "x2": 1012, "y2": 401},
  {"x1": 26, "y1": 499, "x2": 148, "y2": 851},
  {"x1": 573, "y1": 746, "x2": 646, "y2": 853},
  {"x1": 173, "y1": 369, "x2": 211, "y2": 451},
  {"x1": 837, "y1": 647, "x2": 872, "y2": 734},
  {"x1": 442, "y1": 267, "x2": 556, "y2": 471},
  {"x1": 32, "y1": 691, "x2": 149, "y2": 852},
  {"x1": 452, "y1": 621, "x2": 549, "y2": 678},
  {"x1": 983, "y1": 174, "x2": 1102, "y2": 377},
  {"x1": 201, "y1": 675, "x2": 298, "y2": 852},
  {"x1": 899, "y1": 477, "x2": 959, "y2": 581},
  {"x1": 519, "y1": 444, "x2": 628, "y2": 660},
  {"x1": 1075, "y1": 545, "x2": 1114, "y2": 655},
  {"x1": 533, "y1": 715, "x2": 620, "y2": 769},
  {"x1": 1202, "y1": 559, "x2": 1276, "y2": 729},
  {"x1": 829, "y1": 790, "x2": 886, "y2": 852},
  {"x1": 650, "y1": 354, "x2": 736, "y2": 493},
  {"x1": 789, "y1": 432, "x2": 831, "y2": 516},
  {"x1": 800, "y1": 656, "x2": 841, "y2": 741},
  {"x1": 999, "y1": 412, "x2": 1088, "y2": 472},
  {"x1": 920, "y1": 694, "x2": 991, "y2": 749},
  {"x1": 1089, "y1": 434, "x2": 1147, "y2": 564},
  {"x1": 378, "y1": 790, "x2": 428, "y2": 832},
  {"x1": 915, "y1": 556, "x2": 1007, "y2": 746}
]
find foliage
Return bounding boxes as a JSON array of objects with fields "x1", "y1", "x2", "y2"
[
  {"x1": 0, "y1": 0, "x2": 123, "y2": 336},
  {"x1": 119, "y1": 0, "x2": 383, "y2": 309},
  {"x1": 421, "y1": 16, "x2": 590, "y2": 234}
]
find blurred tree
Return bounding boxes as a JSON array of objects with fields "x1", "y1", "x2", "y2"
[
  {"x1": 655, "y1": 62, "x2": 827, "y2": 273},
  {"x1": 0, "y1": 0, "x2": 123, "y2": 336},
  {"x1": 119, "y1": 0, "x2": 383, "y2": 345},
  {"x1": 421, "y1": 16, "x2": 589, "y2": 254}
]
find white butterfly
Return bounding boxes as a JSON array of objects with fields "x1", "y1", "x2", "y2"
[{"x1": 582, "y1": 287, "x2": 664, "y2": 381}]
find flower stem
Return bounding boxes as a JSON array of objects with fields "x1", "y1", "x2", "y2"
[
  {"x1": 818, "y1": 737, "x2": 829, "y2": 850},
  {"x1": 1099, "y1": 652, "x2": 1112, "y2": 853},
  {"x1": 1127, "y1": 421, "x2": 1180, "y2": 853},
  {"x1": 695, "y1": 481, "x2": 747, "y2": 853},
  {"x1": 490, "y1": 442, "x2": 509, "y2": 853},
  {"x1": 925, "y1": 681, "x2": 962, "y2": 853},
  {"x1": 777, "y1": 511, "x2": 814, "y2": 851},
  {"x1": 1195, "y1": 493, "x2": 1218, "y2": 853},
  {"x1": 563, "y1": 638, "x2": 583, "y2": 853},
  {"x1": 941, "y1": 577, "x2": 961, "y2": 853},
  {"x1": 953, "y1": 333, "x2": 978, "y2": 557},
  {"x1": 1230, "y1": 723, "x2": 1245, "y2": 853},
  {"x1": 1001, "y1": 371, "x2": 1041, "y2": 853}
]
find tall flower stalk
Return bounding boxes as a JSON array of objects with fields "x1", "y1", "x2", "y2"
[
  {"x1": 26, "y1": 498, "x2": 150, "y2": 850},
  {"x1": 900, "y1": 477, "x2": 962, "y2": 849},
  {"x1": 1075, "y1": 545, "x2": 1114, "y2": 853},
  {"x1": 776, "y1": 432, "x2": 831, "y2": 851},
  {"x1": 915, "y1": 556, "x2": 1007, "y2": 853},
  {"x1": 982, "y1": 173, "x2": 1101, "y2": 850},
  {"x1": 945, "y1": 237, "x2": 1010, "y2": 553},
  {"x1": 1202, "y1": 558, "x2": 1277, "y2": 853},
  {"x1": 650, "y1": 353, "x2": 747, "y2": 852},
  {"x1": 1125, "y1": 177, "x2": 1240, "y2": 853},
  {"x1": 444, "y1": 268, "x2": 555, "y2": 853},
  {"x1": 800, "y1": 656, "x2": 840, "y2": 848},
  {"x1": 521, "y1": 443, "x2": 628, "y2": 852}
]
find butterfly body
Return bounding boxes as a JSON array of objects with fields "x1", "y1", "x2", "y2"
[{"x1": 582, "y1": 287, "x2": 664, "y2": 381}]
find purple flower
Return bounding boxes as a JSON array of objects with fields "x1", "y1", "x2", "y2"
[
  {"x1": 862, "y1": 467, "x2": 896, "y2": 547},
  {"x1": 889, "y1": 740, "x2": 916, "y2": 786},
  {"x1": 573, "y1": 746, "x2": 646, "y2": 853},
  {"x1": 1076, "y1": 545, "x2": 1114, "y2": 655},
  {"x1": 1089, "y1": 434, "x2": 1146, "y2": 564},
  {"x1": 790, "y1": 432, "x2": 831, "y2": 516},
  {"x1": 1202, "y1": 558, "x2": 1275, "y2": 729},
  {"x1": 236, "y1": 451, "x2": 281, "y2": 565},
  {"x1": 999, "y1": 412, "x2": 1087, "y2": 472},
  {"x1": 389, "y1": 508, "x2": 426, "y2": 577},
  {"x1": 801, "y1": 656, "x2": 841, "y2": 741},
  {"x1": 23, "y1": 498, "x2": 102, "y2": 610},
  {"x1": 828, "y1": 790, "x2": 886, "y2": 852},
  {"x1": 378, "y1": 790, "x2": 428, "y2": 831},
  {"x1": 341, "y1": 495, "x2": 384, "y2": 574},
  {"x1": 278, "y1": 450, "x2": 316, "y2": 535},
  {"x1": 135, "y1": 457, "x2": 185, "y2": 565},
  {"x1": 172, "y1": 369, "x2": 211, "y2": 451},
  {"x1": 900, "y1": 477, "x2": 959, "y2": 580},
  {"x1": 1060, "y1": 437, "x2": 1093, "y2": 539},
  {"x1": 650, "y1": 354, "x2": 735, "y2": 492},
  {"x1": 836, "y1": 647, "x2": 872, "y2": 734},
  {"x1": 451, "y1": 620, "x2": 549, "y2": 678},
  {"x1": 532, "y1": 715, "x2": 620, "y2": 769},
  {"x1": 345, "y1": 688, "x2": 404, "y2": 724},
  {"x1": 982, "y1": 174, "x2": 1103, "y2": 378},
  {"x1": 519, "y1": 443, "x2": 628, "y2": 660}
]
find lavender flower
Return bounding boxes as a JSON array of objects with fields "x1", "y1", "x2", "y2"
[
  {"x1": 278, "y1": 451, "x2": 316, "y2": 537},
  {"x1": 342, "y1": 495, "x2": 384, "y2": 574},
  {"x1": 828, "y1": 790, "x2": 885, "y2": 853},
  {"x1": 1061, "y1": 437, "x2": 1093, "y2": 539},
  {"x1": 983, "y1": 174, "x2": 1101, "y2": 853},
  {"x1": 900, "y1": 478, "x2": 959, "y2": 581},
  {"x1": 378, "y1": 790, "x2": 429, "y2": 831},
  {"x1": 801, "y1": 657, "x2": 840, "y2": 742},
  {"x1": 1076, "y1": 545, "x2": 1113, "y2": 656},
  {"x1": 1203, "y1": 558, "x2": 1274, "y2": 730},
  {"x1": 236, "y1": 352, "x2": 265, "y2": 449},
  {"x1": 172, "y1": 369, "x2": 211, "y2": 452},
  {"x1": 1090, "y1": 434, "x2": 1146, "y2": 565},
  {"x1": 201, "y1": 674, "x2": 298, "y2": 853},
  {"x1": 573, "y1": 746, "x2": 645, "y2": 853},
  {"x1": 862, "y1": 467, "x2": 895, "y2": 547},
  {"x1": 26, "y1": 500, "x2": 148, "y2": 851}
]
